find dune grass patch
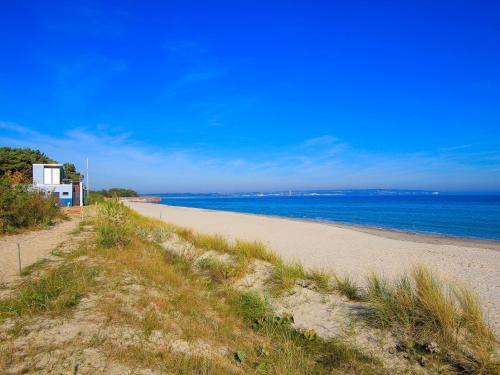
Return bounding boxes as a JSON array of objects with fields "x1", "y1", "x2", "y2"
[{"x1": 366, "y1": 266, "x2": 499, "y2": 373}]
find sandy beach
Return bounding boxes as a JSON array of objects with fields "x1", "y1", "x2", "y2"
[{"x1": 128, "y1": 201, "x2": 500, "y2": 333}]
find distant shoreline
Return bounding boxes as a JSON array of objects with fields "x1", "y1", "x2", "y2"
[{"x1": 152, "y1": 201, "x2": 500, "y2": 250}]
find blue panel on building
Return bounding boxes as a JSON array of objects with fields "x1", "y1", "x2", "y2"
[{"x1": 59, "y1": 198, "x2": 73, "y2": 207}]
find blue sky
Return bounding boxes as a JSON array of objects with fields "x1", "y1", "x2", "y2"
[{"x1": 1, "y1": 1, "x2": 499, "y2": 193}]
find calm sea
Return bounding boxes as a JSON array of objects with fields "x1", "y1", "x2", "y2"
[{"x1": 152, "y1": 195, "x2": 500, "y2": 241}]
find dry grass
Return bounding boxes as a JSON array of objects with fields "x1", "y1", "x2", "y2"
[
  {"x1": 87, "y1": 200, "x2": 388, "y2": 374},
  {"x1": 232, "y1": 239, "x2": 281, "y2": 264},
  {"x1": 145, "y1": 204, "x2": 500, "y2": 373},
  {"x1": 175, "y1": 225, "x2": 280, "y2": 264}
]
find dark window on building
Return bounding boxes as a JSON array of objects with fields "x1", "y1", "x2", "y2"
[{"x1": 62, "y1": 192, "x2": 69, "y2": 196}]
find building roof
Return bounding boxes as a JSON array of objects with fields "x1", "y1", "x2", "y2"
[{"x1": 32, "y1": 163, "x2": 63, "y2": 167}]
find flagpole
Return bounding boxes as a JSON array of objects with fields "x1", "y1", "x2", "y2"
[{"x1": 86, "y1": 158, "x2": 89, "y2": 192}]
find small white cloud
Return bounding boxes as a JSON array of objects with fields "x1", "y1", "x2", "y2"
[{"x1": 300, "y1": 135, "x2": 338, "y2": 148}]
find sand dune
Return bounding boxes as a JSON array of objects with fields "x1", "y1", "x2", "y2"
[{"x1": 127, "y1": 202, "x2": 500, "y2": 333}]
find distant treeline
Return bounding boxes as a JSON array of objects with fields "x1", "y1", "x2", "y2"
[{"x1": 89, "y1": 188, "x2": 138, "y2": 203}]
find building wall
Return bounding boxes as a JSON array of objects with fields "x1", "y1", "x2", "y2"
[
  {"x1": 37, "y1": 184, "x2": 73, "y2": 201},
  {"x1": 32, "y1": 164, "x2": 45, "y2": 185}
]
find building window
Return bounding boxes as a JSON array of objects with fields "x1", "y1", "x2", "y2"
[
  {"x1": 62, "y1": 192, "x2": 69, "y2": 196},
  {"x1": 43, "y1": 167, "x2": 61, "y2": 184}
]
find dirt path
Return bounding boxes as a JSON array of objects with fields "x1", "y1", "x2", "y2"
[{"x1": 0, "y1": 219, "x2": 80, "y2": 286}]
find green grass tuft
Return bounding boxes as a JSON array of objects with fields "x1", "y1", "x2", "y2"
[
  {"x1": 197, "y1": 257, "x2": 238, "y2": 283},
  {"x1": 306, "y1": 269, "x2": 333, "y2": 292},
  {"x1": 0, "y1": 262, "x2": 97, "y2": 318},
  {"x1": 231, "y1": 290, "x2": 271, "y2": 323},
  {"x1": 20, "y1": 258, "x2": 50, "y2": 276},
  {"x1": 269, "y1": 262, "x2": 305, "y2": 295},
  {"x1": 232, "y1": 239, "x2": 281, "y2": 264},
  {"x1": 334, "y1": 275, "x2": 363, "y2": 301}
]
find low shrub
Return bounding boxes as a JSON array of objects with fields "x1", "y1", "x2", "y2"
[{"x1": 0, "y1": 175, "x2": 61, "y2": 233}]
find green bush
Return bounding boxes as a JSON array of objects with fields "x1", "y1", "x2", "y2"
[
  {"x1": 95, "y1": 199, "x2": 132, "y2": 248},
  {"x1": 0, "y1": 175, "x2": 61, "y2": 233}
]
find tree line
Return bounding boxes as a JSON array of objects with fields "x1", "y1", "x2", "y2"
[{"x1": 0, "y1": 147, "x2": 83, "y2": 182}]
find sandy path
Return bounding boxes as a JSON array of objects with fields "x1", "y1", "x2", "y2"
[
  {"x1": 0, "y1": 219, "x2": 79, "y2": 285},
  {"x1": 128, "y1": 202, "x2": 500, "y2": 333}
]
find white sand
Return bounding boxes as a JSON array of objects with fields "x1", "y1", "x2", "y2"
[{"x1": 127, "y1": 202, "x2": 500, "y2": 333}]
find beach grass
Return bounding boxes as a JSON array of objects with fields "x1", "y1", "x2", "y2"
[
  {"x1": 334, "y1": 275, "x2": 364, "y2": 301},
  {"x1": 305, "y1": 269, "x2": 334, "y2": 292},
  {"x1": 165, "y1": 210, "x2": 499, "y2": 372},
  {"x1": 269, "y1": 261, "x2": 305, "y2": 295},
  {"x1": 366, "y1": 267, "x2": 499, "y2": 373},
  {"x1": 196, "y1": 256, "x2": 240, "y2": 283}
]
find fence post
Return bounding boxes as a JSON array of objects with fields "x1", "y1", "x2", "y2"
[{"x1": 17, "y1": 243, "x2": 21, "y2": 274}]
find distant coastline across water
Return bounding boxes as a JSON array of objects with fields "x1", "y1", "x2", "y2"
[{"x1": 143, "y1": 190, "x2": 500, "y2": 241}]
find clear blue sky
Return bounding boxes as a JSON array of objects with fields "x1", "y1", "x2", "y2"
[{"x1": 1, "y1": 1, "x2": 499, "y2": 193}]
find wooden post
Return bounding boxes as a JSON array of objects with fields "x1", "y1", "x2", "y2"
[{"x1": 17, "y1": 243, "x2": 21, "y2": 274}]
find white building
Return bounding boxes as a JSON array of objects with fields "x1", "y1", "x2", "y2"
[{"x1": 32, "y1": 164, "x2": 85, "y2": 206}]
